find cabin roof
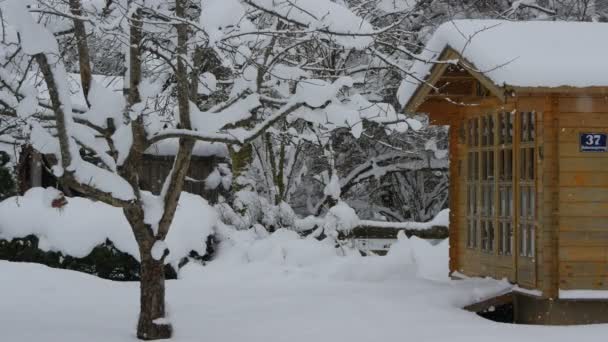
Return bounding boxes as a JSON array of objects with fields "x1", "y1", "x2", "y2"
[{"x1": 398, "y1": 19, "x2": 608, "y2": 111}]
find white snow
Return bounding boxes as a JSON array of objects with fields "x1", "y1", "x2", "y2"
[
  {"x1": 3, "y1": 2, "x2": 134, "y2": 201},
  {"x1": 2, "y1": 0, "x2": 59, "y2": 55},
  {"x1": 248, "y1": 0, "x2": 375, "y2": 49},
  {"x1": 560, "y1": 289, "x2": 608, "y2": 300},
  {"x1": 200, "y1": 0, "x2": 376, "y2": 49},
  {"x1": 200, "y1": 0, "x2": 255, "y2": 45},
  {"x1": 425, "y1": 139, "x2": 449, "y2": 159},
  {"x1": 145, "y1": 139, "x2": 229, "y2": 158},
  {"x1": 198, "y1": 72, "x2": 218, "y2": 96},
  {"x1": 513, "y1": 285, "x2": 543, "y2": 297},
  {"x1": 69, "y1": 156, "x2": 136, "y2": 201},
  {"x1": 323, "y1": 201, "x2": 360, "y2": 234},
  {"x1": 189, "y1": 95, "x2": 260, "y2": 136},
  {"x1": 294, "y1": 78, "x2": 354, "y2": 107},
  {"x1": 1, "y1": 228, "x2": 607, "y2": 342},
  {"x1": 323, "y1": 174, "x2": 341, "y2": 200},
  {"x1": 359, "y1": 208, "x2": 449, "y2": 230},
  {"x1": 0, "y1": 188, "x2": 216, "y2": 264},
  {"x1": 289, "y1": 93, "x2": 418, "y2": 139},
  {"x1": 141, "y1": 191, "x2": 164, "y2": 232},
  {"x1": 151, "y1": 240, "x2": 169, "y2": 261},
  {"x1": 0, "y1": 141, "x2": 18, "y2": 167},
  {"x1": 398, "y1": 20, "x2": 608, "y2": 108},
  {"x1": 15, "y1": 86, "x2": 38, "y2": 118},
  {"x1": 81, "y1": 78, "x2": 126, "y2": 128},
  {"x1": 152, "y1": 317, "x2": 171, "y2": 325},
  {"x1": 205, "y1": 168, "x2": 222, "y2": 190}
]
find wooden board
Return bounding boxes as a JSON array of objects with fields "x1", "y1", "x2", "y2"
[
  {"x1": 558, "y1": 97, "x2": 608, "y2": 114},
  {"x1": 560, "y1": 216, "x2": 608, "y2": 232},
  {"x1": 559, "y1": 246, "x2": 608, "y2": 262},
  {"x1": 559, "y1": 277, "x2": 608, "y2": 290},
  {"x1": 560, "y1": 172, "x2": 608, "y2": 187}
]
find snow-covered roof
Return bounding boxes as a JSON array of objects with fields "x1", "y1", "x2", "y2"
[
  {"x1": 145, "y1": 139, "x2": 229, "y2": 158},
  {"x1": 398, "y1": 20, "x2": 608, "y2": 109}
]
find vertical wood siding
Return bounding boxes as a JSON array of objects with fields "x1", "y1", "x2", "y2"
[{"x1": 557, "y1": 96, "x2": 608, "y2": 291}]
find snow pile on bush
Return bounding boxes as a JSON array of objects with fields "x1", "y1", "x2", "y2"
[
  {"x1": 1, "y1": 188, "x2": 449, "y2": 283},
  {"x1": 0, "y1": 188, "x2": 217, "y2": 267},
  {"x1": 329, "y1": 230, "x2": 449, "y2": 282},
  {"x1": 202, "y1": 224, "x2": 449, "y2": 282},
  {"x1": 216, "y1": 191, "x2": 361, "y2": 239},
  {"x1": 322, "y1": 201, "x2": 359, "y2": 236},
  {"x1": 216, "y1": 191, "x2": 297, "y2": 230},
  {"x1": 210, "y1": 226, "x2": 341, "y2": 269}
]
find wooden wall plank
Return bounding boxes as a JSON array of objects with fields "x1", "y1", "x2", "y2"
[
  {"x1": 559, "y1": 246, "x2": 607, "y2": 262},
  {"x1": 559, "y1": 157, "x2": 608, "y2": 172},
  {"x1": 560, "y1": 216, "x2": 608, "y2": 231},
  {"x1": 558, "y1": 97, "x2": 608, "y2": 113},
  {"x1": 560, "y1": 188, "x2": 608, "y2": 203},
  {"x1": 559, "y1": 231, "x2": 608, "y2": 247},
  {"x1": 560, "y1": 172, "x2": 608, "y2": 187},
  {"x1": 559, "y1": 202, "x2": 608, "y2": 217},
  {"x1": 560, "y1": 262, "x2": 608, "y2": 277},
  {"x1": 560, "y1": 277, "x2": 608, "y2": 290}
]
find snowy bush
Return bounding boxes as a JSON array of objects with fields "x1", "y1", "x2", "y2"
[
  {"x1": 216, "y1": 190, "x2": 298, "y2": 231},
  {"x1": 0, "y1": 188, "x2": 218, "y2": 272},
  {"x1": 205, "y1": 221, "x2": 448, "y2": 282},
  {"x1": 0, "y1": 234, "x2": 166, "y2": 281}
]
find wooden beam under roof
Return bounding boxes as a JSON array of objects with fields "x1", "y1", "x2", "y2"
[{"x1": 403, "y1": 47, "x2": 507, "y2": 114}]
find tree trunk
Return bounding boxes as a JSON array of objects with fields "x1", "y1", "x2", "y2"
[
  {"x1": 69, "y1": 0, "x2": 92, "y2": 107},
  {"x1": 124, "y1": 207, "x2": 172, "y2": 340},
  {"x1": 137, "y1": 248, "x2": 172, "y2": 340},
  {"x1": 230, "y1": 143, "x2": 253, "y2": 193}
]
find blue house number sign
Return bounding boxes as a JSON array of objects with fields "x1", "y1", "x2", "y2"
[{"x1": 580, "y1": 133, "x2": 608, "y2": 152}]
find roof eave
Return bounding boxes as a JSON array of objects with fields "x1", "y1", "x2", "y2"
[{"x1": 403, "y1": 46, "x2": 507, "y2": 113}]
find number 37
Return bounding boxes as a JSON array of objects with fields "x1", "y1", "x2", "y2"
[{"x1": 586, "y1": 134, "x2": 602, "y2": 145}]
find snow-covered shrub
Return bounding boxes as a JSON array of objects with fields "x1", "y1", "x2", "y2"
[
  {"x1": 323, "y1": 201, "x2": 359, "y2": 232},
  {"x1": 0, "y1": 188, "x2": 218, "y2": 278},
  {"x1": 0, "y1": 234, "x2": 167, "y2": 281},
  {"x1": 212, "y1": 225, "x2": 351, "y2": 269},
  {"x1": 201, "y1": 222, "x2": 448, "y2": 283},
  {"x1": 319, "y1": 201, "x2": 360, "y2": 241},
  {"x1": 215, "y1": 190, "x2": 298, "y2": 231},
  {"x1": 215, "y1": 190, "x2": 361, "y2": 251}
]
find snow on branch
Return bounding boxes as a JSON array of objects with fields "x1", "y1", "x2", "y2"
[
  {"x1": 242, "y1": 0, "x2": 377, "y2": 48},
  {"x1": 2, "y1": 0, "x2": 135, "y2": 205},
  {"x1": 359, "y1": 208, "x2": 449, "y2": 231}
]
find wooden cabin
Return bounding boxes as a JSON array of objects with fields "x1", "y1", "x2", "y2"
[{"x1": 401, "y1": 20, "x2": 608, "y2": 324}]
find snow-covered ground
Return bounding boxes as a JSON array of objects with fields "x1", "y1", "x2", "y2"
[{"x1": 2, "y1": 230, "x2": 607, "y2": 342}]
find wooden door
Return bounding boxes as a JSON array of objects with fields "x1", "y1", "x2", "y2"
[{"x1": 515, "y1": 111, "x2": 537, "y2": 288}]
